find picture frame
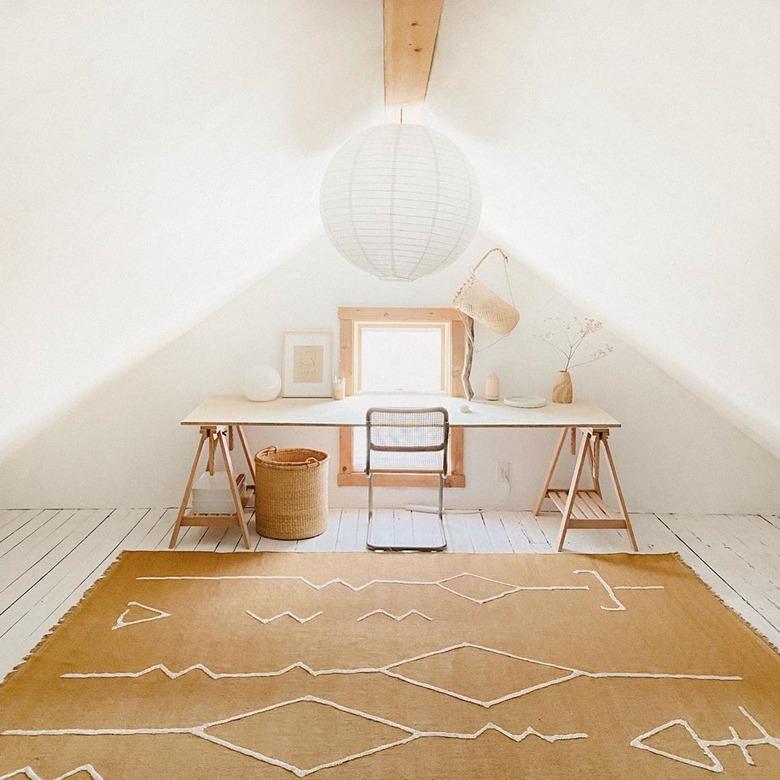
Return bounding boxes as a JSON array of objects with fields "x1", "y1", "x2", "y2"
[{"x1": 282, "y1": 331, "x2": 333, "y2": 397}]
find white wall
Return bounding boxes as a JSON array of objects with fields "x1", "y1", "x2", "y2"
[
  {"x1": 2, "y1": 235, "x2": 778, "y2": 513},
  {"x1": 427, "y1": 0, "x2": 780, "y2": 456},
  {"x1": 2, "y1": 0, "x2": 778, "y2": 510},
  {"x1": 0, "y1": 0, "x2": 383, "y2": 459}
]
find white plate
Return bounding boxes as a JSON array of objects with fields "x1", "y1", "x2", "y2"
[{"x1": 503, "y1": 395, "x2": 547, "y2": 409}]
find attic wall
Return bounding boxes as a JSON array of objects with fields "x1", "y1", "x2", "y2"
[
  {"x1": 0, "y1": 0, "x2": 383, "y2": 459},
  {"x1": 2, "y1": 0, "x2": 778, "y2": 511},
  {"x1": 2, "y1": 234, "x2": 778, "y2": 513},
  {"x1": 427, "y1": 0, "x2": 780, "y2": 456}
]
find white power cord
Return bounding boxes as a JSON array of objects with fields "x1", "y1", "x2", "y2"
[{"x1": 404, "y1": 467, "x2": 512, "y2": 514}]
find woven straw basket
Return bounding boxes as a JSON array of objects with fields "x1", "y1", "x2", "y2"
[
  {"x1": 452, "y1": 247, "x2": 519, "y2": 335},
  {"x1": 255, "y1": 447, "x2": 328, "y2": 540}
]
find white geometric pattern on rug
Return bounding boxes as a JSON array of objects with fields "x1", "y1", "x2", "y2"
[
  {"x1": 631, "y1": 706, "x2": 780, "y2": 774},
  {"x1": 0, "y1": 767, "x2": 103, "y2": 780},
  {"x1": 110, "y1": 602, "x2": 171, "y2": 631},
  {"x1": 1, "y1": 695, "x2": 588, "y2": 778},
  {"x1": 136, "y1": 569, "x2": 663, "y2": 611},
  {"x1": 573, "y1": 569, "x2": 663, "y2": 610},
  {"x1": 245, "y1": 610, "x2": 323, "y2": 625},
  {"x1": 60, "y1": 642, "x2": 741, "y2": 708},
  {"x1": 356, "y1": 609, "x2": 432, "y2": 622}
]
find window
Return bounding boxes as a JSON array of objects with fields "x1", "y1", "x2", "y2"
[
  {"x1": 357, "y1": 324, "x2": 446, "y2": 393},
  {"x1": 337, "y1": 307, "x2": 465, "y2": 488}
]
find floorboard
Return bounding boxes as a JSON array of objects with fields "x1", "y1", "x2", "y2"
[
  {"x1": 760, "y1": 513, "x2": 779, "y2": 531},
  {"x1": 0, "y1": 509, "x2": 59, "y2": 558},
  {"x1": 1, "y1": 507, "x2": 777, "y2": 678},
  {"x1": 658, "y1": 513, "x2": 780, "y2": 639}
]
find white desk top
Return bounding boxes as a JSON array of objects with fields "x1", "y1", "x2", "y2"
[{"x1": 182, "y1": 395, "x2": 620, "y2": 429}]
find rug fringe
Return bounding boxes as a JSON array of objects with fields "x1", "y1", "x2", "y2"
[
  {"x1": 667, "y1": 550, "x2": 779, "y2": 654},
  {"x1": 1, "y1": 551, "x2": 131, "y2": 684}
]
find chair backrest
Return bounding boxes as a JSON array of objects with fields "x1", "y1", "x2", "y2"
[{"x1": 365, "y1": 407, "x2": 449, "y2": 474}]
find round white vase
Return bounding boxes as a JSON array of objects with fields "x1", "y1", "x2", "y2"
[{"x1": 243, "y1": 365, "x2": 281, "y2": 402}]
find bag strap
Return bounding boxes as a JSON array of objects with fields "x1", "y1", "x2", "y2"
[
  {"x1": 471, "y1": 246, "x2": 515, "y2": 308},
  {"x1": 472, "y1": 246, "x2": 509, "y2": 273},
  {"x1": 460, "y1": 246, "x2": 516, "y2": 354}
]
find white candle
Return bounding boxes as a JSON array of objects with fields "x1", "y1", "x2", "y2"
[{"x1": 485, "y1": 372, "x2": 500, "y2": 401}]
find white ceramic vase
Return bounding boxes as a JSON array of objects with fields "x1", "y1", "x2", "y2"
[{"x1": 243, "y1": 365, "x2": 281, "y2": 402}]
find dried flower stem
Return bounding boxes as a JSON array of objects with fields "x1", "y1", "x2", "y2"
[{"x1": 537, "y1": 316, "x2": 613, "y2": 372}]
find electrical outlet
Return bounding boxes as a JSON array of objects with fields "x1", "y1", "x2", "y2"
[{"x1": 495, "y1": 461, "x2": 511, "y2": 484}]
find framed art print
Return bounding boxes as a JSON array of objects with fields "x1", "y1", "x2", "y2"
[{"x1": 282, "y1": 331, "x2": 333, "y2": 397}]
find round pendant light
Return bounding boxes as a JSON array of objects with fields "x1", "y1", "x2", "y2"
[{"x1": 320, "y1": 123, "x2": 481, "y2": 281}]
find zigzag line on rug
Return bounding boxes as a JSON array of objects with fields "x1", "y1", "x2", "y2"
[
  {"x1": 0, "y1": 766, "x2": 103, "y2": 780},
  {"x1": 1, "y1": 695, "x2": 588, "y2": 778},
  {"x1": 357, "y1": 609, "x2": 432, "y2": 622},
  {"x1": 136, "y1": 570, "x2": 664, "y2": 609},
  {"x1": 60, "y1": 641, "x2": 741, "y2": 708},
  {"x1": 246, "y1": 610, "x2": 323, "y2": 625}
]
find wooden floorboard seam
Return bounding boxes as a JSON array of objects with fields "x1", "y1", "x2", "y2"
[{"x1": 654, "y1": 512, "x2": 780, "y2": 635}]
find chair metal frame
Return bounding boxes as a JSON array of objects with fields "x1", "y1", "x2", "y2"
[{"x1": 365, "y1": 406, "x2": 449, "y2": 551}]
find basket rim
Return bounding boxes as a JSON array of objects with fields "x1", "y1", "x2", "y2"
[{"x1": 255, "y1": 447, "x2": 329, "y2": 467}]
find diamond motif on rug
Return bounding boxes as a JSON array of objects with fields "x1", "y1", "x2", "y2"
[
  {"x1": 437, "y1": 574, "x2": 517, "y2": 603},
  {"x1": 391, "y1": 645, "x2": 572, "y2": 703},
  {"x1": 203, "y1": 700, "x2": 408, "y2": 772}
]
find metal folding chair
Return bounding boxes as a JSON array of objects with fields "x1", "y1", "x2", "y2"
[{"x1": 365, "y1": 407, "x2": 449, "y2": 551}]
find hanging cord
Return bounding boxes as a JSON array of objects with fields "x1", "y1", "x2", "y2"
[{"x1": 458, "y1": 247, "x2": 516, "y2": 354}]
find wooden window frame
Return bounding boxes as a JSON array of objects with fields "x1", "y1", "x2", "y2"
[{"x1": 337, "y1": 307, "x2": 465, "y2": 488}]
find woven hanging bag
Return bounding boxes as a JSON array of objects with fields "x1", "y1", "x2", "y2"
[
  {"x1": 452, "y1": 247, "x2": 519, "y2": 335},
  {"x1": 255, "y1": 447, "x2": 328, "y2": 539}
]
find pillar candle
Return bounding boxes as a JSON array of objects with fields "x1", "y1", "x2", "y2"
[{"x1": 485, "y1": 372, "x2": 500, "y2": 401}]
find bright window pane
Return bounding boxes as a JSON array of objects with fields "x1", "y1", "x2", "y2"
[
  {"x1": 359, "y1": 326, "x2": 443, "y2": 392},
  {"x1": 355, "y1": 322, "x2": 447, "y2": 471}
]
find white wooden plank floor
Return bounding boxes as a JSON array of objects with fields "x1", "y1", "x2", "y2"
[{"x1": 0, "y1": 508, "x2": 777, "y2": 680}]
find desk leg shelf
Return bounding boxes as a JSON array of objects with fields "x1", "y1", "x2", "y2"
[
  {"x1": 533, "y1": 427, "x2": 637, "y2": 552},
  {"x1": 170, "y1": 425, "x2": 255, "y2": 550}
]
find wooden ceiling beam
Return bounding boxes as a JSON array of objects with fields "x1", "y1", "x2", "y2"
[{"x1": 383, "y1": 0, "x2": 444, "y2": 108}]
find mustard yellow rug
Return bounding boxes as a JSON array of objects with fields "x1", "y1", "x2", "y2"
[{"x1": 1, "y1": 551, "x2": 778, "y2": 778}]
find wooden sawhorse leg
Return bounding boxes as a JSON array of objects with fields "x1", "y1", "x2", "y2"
[
  {"x1": 234, "y1": 424, "x2": 255, "y2": 492},
  {"x1": 169, "y1": 428, "x2": 209, "y2": 549},
  {"x1": 170, "y1": 426, "x2": 251, "y2": 550},
  {"x1": 532, "y1": 427, "x2": 570, "y2": 516},
  {"x1": 533, "y1": 427, "x2": 637, "y2": 552}
]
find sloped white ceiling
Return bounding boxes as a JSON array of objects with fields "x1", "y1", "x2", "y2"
[
  {"x1": 1, "y1": 0, "x2": 778, "y2": 458},
  {"x1": 0, "y1": 0, "x2": 383, "y2": 455},
  {"x1": 426, "y1": 0, "x2": 780, "y2": 455}
]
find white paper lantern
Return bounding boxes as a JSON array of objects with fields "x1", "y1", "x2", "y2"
[
  {"x1": 320, "y1": 124, "x2": 481, "y2": 281},
  {"x1": 243, "y1": 365, "x2": 281, "y2": 402}
]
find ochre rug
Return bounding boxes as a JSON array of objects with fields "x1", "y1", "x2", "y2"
[{"x1": 1, "y1": 552, "x2": 778, "y2": 778}]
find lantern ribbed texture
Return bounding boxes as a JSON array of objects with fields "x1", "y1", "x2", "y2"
[{"x1": 320, "y1": 124, "x2": 481, "y2": 281}]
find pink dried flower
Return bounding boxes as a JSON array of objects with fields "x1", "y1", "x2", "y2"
[{"x1": 536, "y1": 316, "x2": 613, "y2": 371}]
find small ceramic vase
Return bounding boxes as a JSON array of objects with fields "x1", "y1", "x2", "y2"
[
  {"x1": 551, "y1": 370, "x2": 573, "y2": 403},
  {"x1": 485, "y1": 372, "x2": 500, "y2": 401}
]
